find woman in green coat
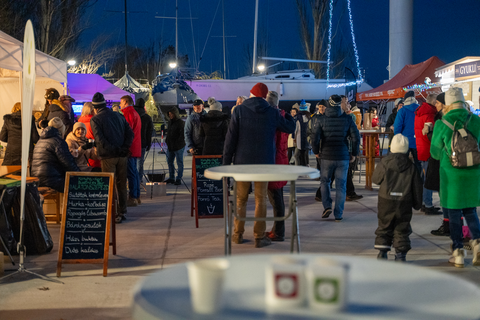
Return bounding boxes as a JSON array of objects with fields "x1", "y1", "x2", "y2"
[{"x1": 430, "y1": 87, "x2": 480, "y2": 268}]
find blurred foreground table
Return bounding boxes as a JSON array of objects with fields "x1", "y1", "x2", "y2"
[
  {"x1": 205, "y1": 165, "x2": 319, "y2": 255},
  {"x1": 132, "y1": 254, "x2": 480, "y2": 320}
]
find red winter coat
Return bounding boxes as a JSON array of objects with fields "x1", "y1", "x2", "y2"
[
  {"x1": 269, "y1": 109, "x2": 289, "y2": 190},
  {"x1": 122, "y1": 105, "x2": 142, "y2": 158},
  {"x1": 78, "y1": 114, "x2": 101, "y2": 168},
  {"x1": 414, "y1": 102, "x2": 437, "y2": 161}
]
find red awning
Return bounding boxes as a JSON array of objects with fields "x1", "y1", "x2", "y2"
[{"x1": 357, "y1": 56, "x2": 445, "y2": 101}]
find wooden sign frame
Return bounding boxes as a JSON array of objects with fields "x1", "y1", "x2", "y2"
[
  {"x1": 57, "y1": 172, "x2": 114, "y2": 277},
  {"x1": 192, "y1": 155, "x2": 224, "y2": 228}
]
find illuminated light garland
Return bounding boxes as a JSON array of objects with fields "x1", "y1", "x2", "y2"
[
  {"x1": 326, "y1": 0, "x2": 364, "y2": 88},
  {"x1": 402, "y1": 82, "x2": 441, "y2": 91}
]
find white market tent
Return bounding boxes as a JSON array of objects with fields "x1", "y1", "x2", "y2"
[
  {"x1": 67, "y1": 73, "x2": 132, "y2": 102},
  {"x1": 0, "y1": 29, "x2": 66, "y2": 128}
]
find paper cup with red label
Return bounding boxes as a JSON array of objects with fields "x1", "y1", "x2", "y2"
[
  {"x1": 306, "y1": 258, "x2": 349, "y2": 312},
  {"x1": 265, "y1": 256, "x2": 306, "y2": 309},
  {"x1": 187, "y1": 258, "x2": 229, "y2": 314}
]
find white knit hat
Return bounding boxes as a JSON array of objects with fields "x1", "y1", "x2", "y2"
[
  {"x1": 48, "y1": 117, "x2": 65, "y2": 138},
  {"x1": 445, "y1": 87, "x2": 465, "y2": 106},
  {"x1": 391, "y1": 134, "x2": 409, "y2": 154},
  {"x1": 207, "y1": 97, "x2": 222, "y2": 111}
]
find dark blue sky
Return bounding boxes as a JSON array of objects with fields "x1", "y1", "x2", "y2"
[{"x1": 81, "y1": 0, "x2": 480, "y2": 87}]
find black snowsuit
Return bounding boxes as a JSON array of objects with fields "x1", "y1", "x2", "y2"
[{"x1": 372, "y1": 152, "x2": 423, "y2": 253}]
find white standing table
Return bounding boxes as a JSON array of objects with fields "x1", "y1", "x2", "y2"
[
  {"x1": 204, "y1": 165, "x2": 319, "y2": 255},
  {"x1": 132, "y1": 254, "x2": 480, "y2": 320}
]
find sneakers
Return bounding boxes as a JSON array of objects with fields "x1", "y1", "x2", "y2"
[
  {"x1": 127, "y1": 197, "x2": 137, "y2": 207},
  {"x1": 174, "y1": 179, "x2": 181, "y2": 185},
  {"x1": 424, "y1": 206, "x2": 442, "y2": 215},
  {"x1": 377, "y1": 251, "x2": 388, "y2": 260},
  {"x1": 449, "y1": 248, "x2": 466, "y2": 268},
  {"x1": 265, "y1": 231, "x2": 285, "y2": 242},
  {"x1": 115, "y1": 216, "x2": 123, "y2": 224},
  {"x1": 335, "y1": 218, "x2": 343, "y2": 222},
  {"x1": 431, "y1": 220, "x2": 450, "y2": 236},
  {"x1": 322, "y1": 208, "x2": 332, "y2": 219},
  {"x1": 165, "y1": 178, "x2": 175, "y2": 184},
  {"x1": 232, "y1": 233, "x2": 243, "y2": 244},
  {"x1": 471, "y1": 239, "x2": 480, "y2": 266},
  {"x1": 254, "y1": 236, "x2": 272, "y2": 248},
  {"x1": 346, "y1": 193, "x2": 363, "y2": 201}
]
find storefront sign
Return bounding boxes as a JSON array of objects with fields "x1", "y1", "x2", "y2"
[{"x1": 455, "y1": 61, "x2": 480, "y2": 79}]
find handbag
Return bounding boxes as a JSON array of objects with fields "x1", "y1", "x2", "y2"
[{"x1": 424, "y1": 157, "x2": 440, "y2": 192}]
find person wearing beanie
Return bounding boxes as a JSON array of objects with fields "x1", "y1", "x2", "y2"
[
  {"x1": 294, "y1": 99, "x2": 312, "y2": 166},
  {"x1": 373, "y1": 133, "x2": 423, "y2": 262},
  {"x1": 185, "y1": 99, "x2": 207, "y2": 156},
  {"x1": 223, "y1": 82, "x2": 295, "y2": 248},
  {"x1": 312, "y1": 94, "x2": 360, "y2": 222},
  {"x1": 431, "y1": 87, "x2": 480, "y2": 268},
  {"x1": 65, "y1": 121, "x2": 98, "y2": 172},
  {"x1": 413, "y1": 93, "x2": 442, "y2": 216},
  {"x1": 91, "y1": 92, "x2": 134, "y2": 223},
  {"x1": 39, "y1": 88, "x2": 74, "y2": 136},
  {"x1": 31, "y1": 117, "x2": 80, "y2": 193},
  {"x1": 134, "y1": 98, "x2": 154, "y2": 185},
  {"x1": 199, "y1": 97, "x2": 229, "y2": 155},
  {"x1": 308, "y1": 100, "x2": 327, "y2": 199},
  {"x1": 393, "y1": 90, "x2": 421, "y2": 173},
  {"x1": 119, "y1": 95, "x2": 142, "y2": 205}
]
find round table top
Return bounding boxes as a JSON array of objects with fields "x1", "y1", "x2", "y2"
[
  {"x1": 204, "y1": 164, "x2": 319, "y2": 181},
  {"x1": 131, "y1": 254, "x2": 480, "y2": 320}
]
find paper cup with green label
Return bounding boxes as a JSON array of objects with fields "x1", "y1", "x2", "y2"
[
  {"x1": 265, "y1": 256, "x2": 306, "y2": 309},
  {"x1": 187, "y1": 258, "x2": 229, "y2": 314},
  {"x1": 306, "y1": 258, "x2": 348, "y2": 312}
]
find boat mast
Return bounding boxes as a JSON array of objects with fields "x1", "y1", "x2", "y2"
[
  {"x1": 175, "y1": 0, "x2": 178, "y2": 68},
  {"x1": 222, "y1": 0, "x2": 226, "y2": 78},
  {"x1": 124, "y1": 0, "x2": 128, "y2": 74},
  {"x1": 252, "y1": 0, "x2": 259, "y2": 74}
]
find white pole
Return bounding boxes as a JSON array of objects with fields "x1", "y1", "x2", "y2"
[
  {"x1": 389, "y1": 0, "x2": 413, "y2": 79},
  {"x1": 252, "y1": 0, "x2": 259, "y2": 74},
  {"x1": 175, "y1": 0, "x2": 178, "y2": 66}
]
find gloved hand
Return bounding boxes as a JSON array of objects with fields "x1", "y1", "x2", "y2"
[{"x1": 81, "y1": 142, "x2": 94, "y2": 150}]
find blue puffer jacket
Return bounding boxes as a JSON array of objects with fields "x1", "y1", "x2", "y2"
[
  {"x1": 223, "y1": 97, "x2": 295, "y2": 165},
  {"x1": 312, "y1": 106, "x2": 360, "y2": 160},
  {"x1": 393, "y1": 102, "x2": 419, "y2": 149}
]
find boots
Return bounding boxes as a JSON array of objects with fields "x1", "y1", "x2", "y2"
[
  {"x1": 449, "y1": 248, "x2": 466, "y2": 268},
  {"x1": 431, "y1": 220, "x2": 450, "y2": 236},
  {"x1": 377, "y1": 250, "x2": 388, "y2": 260},
  {"x1": 394, "y1": 252, "x2": 407, "y2": 262},
  {"x1": 471, "y1": 239, "x2": 480, "y2": 266}
]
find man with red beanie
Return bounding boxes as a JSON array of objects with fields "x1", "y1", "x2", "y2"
[
  {"x1": 414, "y1": 93, "x2": 442, "y2": 215},
  {"x1": 223, "y1": 83, "x2": 295, "y2": 248},
  {"x1": 120, "y1": 95, "x2": 142, "y2": 206}
]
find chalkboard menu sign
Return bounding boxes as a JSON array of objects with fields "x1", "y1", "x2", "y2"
[
  {"x1": 192, "y1": 156, "x2": 223, "y2": 227},
  {"x1": 57, "y1": 172, "x2": 114, "y2": 277}
]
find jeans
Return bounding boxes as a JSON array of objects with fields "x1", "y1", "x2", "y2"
[
  {"x1": 235, "y1": 181, "x2": 268, "y2": 239},
  {"x1": 127, "y1": 157, "x2": 140, "y2": 198},
  {"x1": 166, "y1": 147, "x2": 185, "y2": 180},
  {"x1": 446, "y1": 207, "x2": 480, "y2": 250},
  {"x1": 320, "y1": 159, "x2": 349, "y2": 219},
  {"x1": 101, "y1": 157, "x2": 128, "y2": 217},
  {"x1": 137, "y1": 148, "x2": 146, "y2": 183},
  {"x1": 267, "y1": 187, "x2": 285, "y2": 237},
  {"x1": 421, "y1": 161, "x2": 433, "y2": 207}
]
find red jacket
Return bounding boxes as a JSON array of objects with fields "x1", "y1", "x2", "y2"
[
  {"x1": 122, "y1": 105, "x2": 142, "y2": 157},
  {"x1": 414, "y1": 102, "x2": 437, "y2": 161},
  {"x1": 78, "y1": 114, "x2": 101, "y2": 168},
  {"x1": 269, "y1": 109, "x2": 288, "y2": 190}
]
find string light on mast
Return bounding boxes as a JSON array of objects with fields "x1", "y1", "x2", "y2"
[{"x1": 326, "y1": 0, "x2": 364, "y2": 88}]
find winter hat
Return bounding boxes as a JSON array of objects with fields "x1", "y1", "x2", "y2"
[
  {"x1": 394, "y1": 98, "x2": 404, "y2": 107},
  {"x1": 92, "y1": 92, "x2": 106, "y2": 108},
  {"x1": 250, "y1": 82, "x2": 268, "y2": 99},
  {"x1": 445, "y1": 87, "x2": 465, "y2": 106},
  {"x1": 48, "y1": 117, "x2": 66, "y2": 138},
  {"x1": 266, "y1": 91, "x2": 279, "y2": 107},
  {"x1": 390, "y1": 133, "x2": 409, "y2": 154},
  {"x1": 60, "y1": 95, "x2": 75, "y2": 103},
  {"x1": 135, "y1": 98, "x2": 145, "y2": 108},
  {"x1": 208, "y1": 97, "x2": 222, "y2": 111},
  {"x1": 193, "y1": 99, "x2": 204, "y2": 106},
  {"x1": 436, "y1": 92, "x2": 445, "y2": 105},
  {"x1": 299, "y1": 99, "x2": 310, "y2": 111},
  {"x1": 328, "y1": 95, "x2": 342, "y2": 107},
  {"x1": 317, "y1": 99, "x2": 328, "y2": 107},
  {"x1": 404, "y1": 91, "x2": 415, "y2": 99},
  {"x1": 73, "y1": 122, "x2": 86, "y2": 133}
]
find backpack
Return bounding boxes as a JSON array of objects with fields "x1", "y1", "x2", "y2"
[{"x1": 441, "y1": 112, "x2": 480, "y2": 168}]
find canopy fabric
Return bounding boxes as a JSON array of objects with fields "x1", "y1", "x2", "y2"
[
  {"x1": 357, "y1": 56, "x2": 445, "y2": 101},
  {"x1": 114, "y1": 73, "x2": 149, "y2": 93},
  {"x1": 0, "y1": 30, "x2": 66, "y2": 83},
  {"x1": 67, "y1": 73, "x2": 133, "y2": 102}
]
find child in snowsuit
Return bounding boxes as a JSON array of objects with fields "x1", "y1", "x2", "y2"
[{"x1": 372, "y1": 133, "x2": 423, "y2": 261}]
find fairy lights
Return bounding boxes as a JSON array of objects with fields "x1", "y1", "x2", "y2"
[{"x1": 326, "y1": 0, "x2": 364, "y2": 88}]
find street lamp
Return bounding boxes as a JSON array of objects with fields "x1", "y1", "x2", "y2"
[
  {"x1": 169, "y1": 62, "x2": 177, "y2": 69},
  {"x1": 67, "y1": 60, "x2": 76, "y2": 66},
  {"x1": 257, "y1": 64, "x2": 265, "y2": 72}
]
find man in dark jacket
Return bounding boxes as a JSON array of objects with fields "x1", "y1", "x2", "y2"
[
  {"x1": 134, "y1": 98, "x2": 154, "y2": 184},
  {"x1": 91, "y1": 92, "x2": 134, "y2": 223},
  {"x1": 165, "y1": 108, "x2": 185, "y2": 185},
  {"x1": 223, "y1": 82, "x2": 295, "y2": 248},
  {"x1": 313, "y1": 95, "x2": 360, "y2": 221},
  {"x1": 373, "y1": 134, "x2": 422, "y2": 261},
  {"x1": 199, "y1": 98, "x2": 229, "y2": 155},
  {"x1": 185, "y1": 99, "x2": 206, "y2": 155}
]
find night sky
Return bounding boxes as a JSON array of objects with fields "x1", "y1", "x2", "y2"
[{"x1": 81, "y1": 0, "x2": 480, "y2": 88}]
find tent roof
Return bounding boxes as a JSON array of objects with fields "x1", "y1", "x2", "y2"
[
  {"x1": 67, "y1": 73, "x2": 132, "y2": 102},
  {"x1": 114, "y1": 72, "x2": 149, "y2": 93},
  {"x1": 0, "y1": 30, "x2": 67, "y2": 83},
  {"x1": 357, "y1": 56, "x2": 445, "y2": 101}
]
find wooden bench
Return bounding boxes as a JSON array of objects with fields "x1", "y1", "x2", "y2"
[{"x1": 38, "y1": 187, "x2": 63, "y2": 224}]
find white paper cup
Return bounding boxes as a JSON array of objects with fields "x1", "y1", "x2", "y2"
[
  {"x1": 265, "y1": 256, "x2": 306, "y2": 309},
  {"x1": 306, "y1": 258, "x2": 349, "y2": 312},
  {"x1": 187, "y1": 259, "x2": 229, "y2": 314}
]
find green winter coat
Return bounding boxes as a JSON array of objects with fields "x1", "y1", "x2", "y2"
[{"x1": 430, "y1": 108, "x2": 480, "y2": 209}]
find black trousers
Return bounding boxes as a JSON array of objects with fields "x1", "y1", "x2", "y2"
[
  {"x1": 267, "y1": 187, "x2": 285, "y2": 237},
  {"x1": 374, "y1": 198, "x2": 412, "y2": 253}
]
